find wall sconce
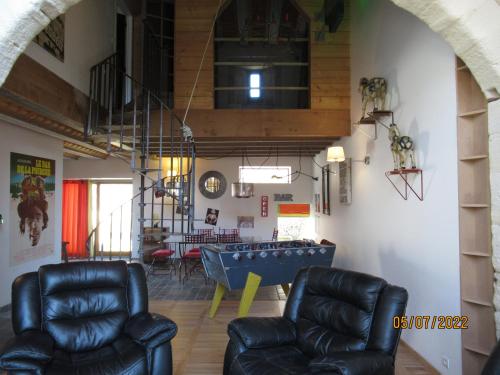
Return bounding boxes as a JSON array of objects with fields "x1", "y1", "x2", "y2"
[{"x1": 327, "y1": 146, "x2": 370, "y2": 165}]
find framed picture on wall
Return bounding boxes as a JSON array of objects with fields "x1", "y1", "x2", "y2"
[
  {"x1": 322, "y1": 165, "x2": 331, "y2": 215},
  {"x1": 339, "y1": 158, "x2": 352, "y2": 205},
  {"x1": 34, "y1": 15, "x2": 65, "y2": 61},
  {"x1": 314, "y1": 193, "x2": 321, "y2": 213}
]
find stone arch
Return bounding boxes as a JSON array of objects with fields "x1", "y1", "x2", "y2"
[
  {"x1": 0, "y1": 0, "x2": 82, "y2": 86},
  {"x1": 389, "y1": 0, "x2": 500, "y2": 99},
  {"x1": 0, "y1": 0, "x2": 499, "y2": 97}
]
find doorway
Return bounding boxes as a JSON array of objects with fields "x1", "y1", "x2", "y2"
[{"x1": 90, "y1": 181, "x2": 133, "y2": 257}]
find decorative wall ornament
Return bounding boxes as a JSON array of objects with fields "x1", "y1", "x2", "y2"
[
  {"x1": 205, "y1": 208, "x2": 219, "y2": 226},
  {"x1": 34, "y1": 16, "x2": 65, "y2": 61},
  {"x1": 10, "y1": 153, "x2": 56, "y2": 265},
  {"x1": 237, "y1": 216, "x2": 254, "y2": 228},
  {"x1": 339, "y1": 158, "x2": 352, "y2": 205},
  {"x1": 274, "y1": 193, "x2": 293, "y2": 202},
  {"x1": 359, "y1": 77, "x2": 387, "y2": 118},
  {"x1": 199, "y1": 171, "x2": 227, "y2": 199},
  {"x1": 321, "y1": 165, "x2": 331, "y2": 215},
  {"x1": 261, "y1": 196, "x2": 269, "y2": 217},
  {"x1": 388, "y1": 123, "x2": 416, "y2": 170}
]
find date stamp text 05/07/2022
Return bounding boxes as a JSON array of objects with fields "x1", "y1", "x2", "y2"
[{"x1": 393, "y1": 316, "x2": 469, "y2": 330}]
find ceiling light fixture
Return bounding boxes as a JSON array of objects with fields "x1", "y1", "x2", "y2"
[{"x1": 232, "y1": 152, "x2": 254, "y2": 198}]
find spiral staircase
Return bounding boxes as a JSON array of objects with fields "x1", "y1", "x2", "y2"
[{"x1": 84, "y1": 37, "x2": 196, "y2": 262}]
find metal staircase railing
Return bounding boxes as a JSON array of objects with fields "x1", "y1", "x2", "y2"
[{"x1": 85, "y1": 52, "x2": 196, "y2": 261}]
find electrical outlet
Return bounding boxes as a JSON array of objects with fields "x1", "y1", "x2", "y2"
[{"x1": 441, "y1": 356, "x2": 450, "y2": 369}]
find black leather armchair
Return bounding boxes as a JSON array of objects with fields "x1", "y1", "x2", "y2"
[
  {"x1": 224, "y1": 266, "x2": 408, "y2": 375},
  {"x1": 0, "y1": 261, "x2": 177, "y2": 375},
  {"x1": 482, "y1": 339, "x2": 500, "y2": 375}
]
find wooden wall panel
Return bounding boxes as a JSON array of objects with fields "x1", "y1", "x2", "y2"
[
  {"x1": 173, "y1": 0, "x2": 351, "y2": 135},
  {"x1": 2, "y1": 54, "x2": 88, "y2": 127},
  {"x1": 297, "y1": 0, "x2": 351, "y2": 111},
  {"x1": 174, "y1": 0, "x2": 219, "y2": 110},
  {"x1": 150, "y1": 109, "x2": 350, "y2": 138}
]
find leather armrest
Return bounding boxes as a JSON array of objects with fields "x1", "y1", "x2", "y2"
[
  {"x1": 309, "y1": 352, "x2": 393, "y2": 375},
  {"x1": 125, "y1": 313, "x2": 177, "y2": 349},
  {"x1": 228, "y1": 317, "x2": 296, "y2": 349},
  {"x1": 0, "y1": 330, "x2": 54, "y2": 373}
]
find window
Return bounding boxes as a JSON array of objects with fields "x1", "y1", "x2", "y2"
[
  {"x1": 90, "y1": 181, "x2": 133, "y2": 255},
  {"x1": 239, "y1": 166, "x2": 291, "y2": 184},
  {"x1": 214, "y1": 0, "x2": 310, "y2": 109},
  {"x1": 249, "y1": 73, "x2": 261, "y2": 99}
]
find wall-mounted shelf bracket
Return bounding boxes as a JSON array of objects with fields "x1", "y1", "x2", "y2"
[
  {"x1": 385, "y1": 168, "x2": 424, "y2": 201},
  {"x1": 353, "y1": 117, "x2": 377, "y2": 139},
  {"x1": 353, "y1": 110, "x2": 395, "y2": 140}
]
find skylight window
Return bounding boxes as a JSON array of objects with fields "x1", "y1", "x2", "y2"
[
  {"x1": 239, "y1": 166, "x2": 291, "y2": 184},
  {"x1": 249, "y1": 73, "x2": 261, "y2": 99}
]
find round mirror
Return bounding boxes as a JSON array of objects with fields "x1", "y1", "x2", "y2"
[{"x1": 199, "y1": 171, "x2": 227, "y2": 199}]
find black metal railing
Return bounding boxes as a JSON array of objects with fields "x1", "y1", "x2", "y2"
[{"x1": 85, "y1": 52, "x2": 196, "y2": 261}]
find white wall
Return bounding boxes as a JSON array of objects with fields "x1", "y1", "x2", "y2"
[
  {"x1": 0, "y1": 122, "x2": 63, "y2": 306},
  {"x1": 194, "y1": 157, "x2": 314, "y2": 242},
  {"x1": 313, "y1": 0, "x2": 461, "y2": 373},
  {"x1": 23, "y1": 0, "x2": 116, "y2": 94},
  {"x1": 64, "y1": 157, "x2": 134, "y2": 180},
  {"x1": 64, "y1": 155, "x2": 315, "y2": 257}
]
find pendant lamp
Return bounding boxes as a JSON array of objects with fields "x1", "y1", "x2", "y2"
[{"x1": 231, "y1": 153, "x2": 254, "y2": 198}]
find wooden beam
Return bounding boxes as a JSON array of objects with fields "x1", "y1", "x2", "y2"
[
  {"x1": 0, "y1": 111, "x2": 108, "y2": 159},
  {"x1": 63, "y1": 141, "x2": 107, "y2": 159},
  {"x1": 149, "y1": 109, "x2": 351, "y2": 138},
  {"x1": 2, "y1": 54, "x2": 88, "y2": 129}
]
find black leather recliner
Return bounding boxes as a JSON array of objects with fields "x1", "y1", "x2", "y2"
[
  {"x1": 0, "y1": 261, "x2": 177, "y2": 375},
  {"x1": 482, "y1": 340, "x2": 500, "y2": 374},
  {"x1": 224, "y1": 266, "x2": 408, "y2": 375}
]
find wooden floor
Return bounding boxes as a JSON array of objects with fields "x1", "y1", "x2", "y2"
[{"x1": 150, "y1": 300, "x2": 439, "y2": 375}]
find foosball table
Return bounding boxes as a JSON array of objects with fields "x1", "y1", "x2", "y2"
[{"x1": 201, "y1": 240, "x2": 336, "y2": 317}]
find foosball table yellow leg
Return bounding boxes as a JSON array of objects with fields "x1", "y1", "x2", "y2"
[
  {"x1": 238, "y1": 272, "x2": 262, "y2": 318},
  {"x1": 208, "y1": 282, "x2": 226, "y2": 318},
  {"x1": 281, "y1": 283, "x2": 290, "y2": 297}
]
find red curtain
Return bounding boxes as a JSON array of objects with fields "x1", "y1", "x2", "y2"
[{"x1": 62, "y1": 180, "x2": 89, "y2": 258}]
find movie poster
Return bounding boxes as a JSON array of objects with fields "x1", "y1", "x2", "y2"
[{"x1": 10, "y1": 153, "x2": 56, "y2": 266}]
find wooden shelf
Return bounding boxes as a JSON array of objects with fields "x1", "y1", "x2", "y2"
[
  {"x1": 459, "y1": 109, "x2": 487, "y2": 117},
  {"x1": 358, "y1": 118, "x2": 376, "y2": 124},
  {"x1": 464, "y1": 346, "x2": 491, "y2": 357},
  {"x1": 461, "y1": 251, "x2": 490, "y2": 257},
  {"x1": 462, "y1": 297, "x2": 493, "y2": 307},
  {"x1": 371, "y1": 110, "x2": 393, "y2": 116},
  {"x1": 456, "y1": 56, "x2": 495, "y2": 373},
  {"x1": 459, "y1": 155, "x2": 488, "y2": 161}
]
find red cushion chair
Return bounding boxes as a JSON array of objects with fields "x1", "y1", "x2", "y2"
[
  {"x1": 147, "y1": 247, "x2": 176, "y2": 278},
  {"x1": 153, "y1": 249, "x2": 175, "y2": 258}
]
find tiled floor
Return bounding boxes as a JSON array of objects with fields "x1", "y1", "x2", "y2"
[{"x1": 147, "y1": 265, "x2": 287, "y2": 301}]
